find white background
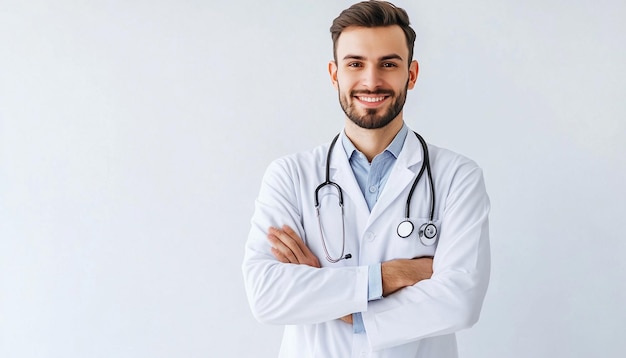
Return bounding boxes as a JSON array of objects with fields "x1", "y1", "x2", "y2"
[{"x1": 1, "y1": 1, "x2": 625, "y2": 357}]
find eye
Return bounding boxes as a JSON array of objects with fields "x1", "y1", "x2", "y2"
[
  {"x1": 347, "y1": 62, "x2": 363, "y2": 68},
  {"x1": 382, "y1": 62, "x2": 398, "y2": 68}
]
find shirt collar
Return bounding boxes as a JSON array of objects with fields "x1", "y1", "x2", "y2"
[{"x1": 342, "y1": 122, "x2": 408, "y2": 160}]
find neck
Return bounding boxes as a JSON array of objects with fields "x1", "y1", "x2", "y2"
[{"x1": 344, "y1": 117, "x2": 404, "y2": 162}]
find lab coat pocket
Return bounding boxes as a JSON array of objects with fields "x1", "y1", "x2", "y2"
[{"x1": 391, "y1": 217, "x2": 441, "y2": 259}]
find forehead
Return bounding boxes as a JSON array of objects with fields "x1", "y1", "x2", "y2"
[{"x1": 336, "y1": 25, "x2": 408, "y2": 60}]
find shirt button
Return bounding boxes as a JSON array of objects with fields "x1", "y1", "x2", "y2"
[{"x1": 368, "y1": 185, "x2": 377, "y2": 193}]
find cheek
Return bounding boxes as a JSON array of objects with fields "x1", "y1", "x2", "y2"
[
  {"x1": 394, "y1": 73, "x2": 411, "y2": 89},
  {"x1": 336, "y1": 71, "x2": 359, "y2": 88},
  {"x1": 336, "y1": 80, "x2": 352, "y2": 97}
]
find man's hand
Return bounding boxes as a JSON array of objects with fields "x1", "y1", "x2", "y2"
[
  {"x1": 382, "y1": 257, "x2": 433, "y2": 296},
  {"x1": 339, "y1": 314, "x2": 353, "y2": 325},
  {"x1": 268, "y1": 225, "x2": 321, "y2": 268},
  {"x1": 267, "y1": 227, "x2": 432, "y2": 323}
]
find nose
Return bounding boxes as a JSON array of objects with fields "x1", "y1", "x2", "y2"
[{"x1": 361, "y1": 66, "x2": 383, "y2": 90}]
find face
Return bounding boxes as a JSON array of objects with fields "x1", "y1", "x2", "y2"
[{"x1": 329, "y1": 25, "x2": 418, "y2": 130}]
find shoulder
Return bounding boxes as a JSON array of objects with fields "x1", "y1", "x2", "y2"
[
  {"x1": 424, "y1": 142, "x2": 487, "y2": 191},
  {"x1": 425, "y1": 143, "x2": 488, "y2": 205},
  {"x1": 428, "y1": 144, "x2": 481, "y2": 173},
  {"x1": 406, "y1": 129, "x2": 482, "y2": 177},
  {"x1": 262, "y1": 142, "x2": 330, "y2": 183}
]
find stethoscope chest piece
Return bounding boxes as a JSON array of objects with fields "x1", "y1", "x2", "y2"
[
  {"x1": 397, "y1": 220, "x2": 414, "y2": 238},
  {"x1": 418, "y1": 222, "x2": 438, "y2": 246}
]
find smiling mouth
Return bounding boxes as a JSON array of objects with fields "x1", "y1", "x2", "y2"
[{"x1": 357, "y1": 96, "x2": 388, "y2": 103}]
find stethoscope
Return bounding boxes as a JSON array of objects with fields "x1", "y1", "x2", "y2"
[{"x1": 314, "y1": 131, "x2": 438, "y2": 263}]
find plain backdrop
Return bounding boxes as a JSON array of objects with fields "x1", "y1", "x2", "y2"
[{"x1": 1, "y1": 0, "x2": 625, "y2": 357}]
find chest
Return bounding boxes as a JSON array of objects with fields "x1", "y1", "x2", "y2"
[{"x1": 299, "y1": 172, "x2": 440, "y2": 267}]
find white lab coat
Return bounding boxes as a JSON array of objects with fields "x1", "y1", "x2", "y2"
[{"x1": 242, "y1": 128, "x2": 490, "y2": 358}]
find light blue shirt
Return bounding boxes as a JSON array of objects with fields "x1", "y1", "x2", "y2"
[{"x1": 342, "y1": 123, "x2": 408, "y2": 334}]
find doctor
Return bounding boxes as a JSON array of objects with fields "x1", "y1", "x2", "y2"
[{"x1": 242, "y1": 1, "x2": 490, "y2": 357}]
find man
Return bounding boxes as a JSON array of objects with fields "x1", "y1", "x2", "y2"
[{"x1": 242, "y1": 1, "x2": 490, "y2": 357}]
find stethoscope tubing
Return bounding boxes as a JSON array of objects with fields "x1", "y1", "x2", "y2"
[
  {"x1": 314, "y1": 131, "x2": 437, "y2": 263},
  {"x1": 314, "y1": 134, "x2": 343, "y2": 208},
  {"x1": 406, "y1": 132, "x2": 436, "y2": 223},
  {"x1": 314, "y1": 133, "x2": 350, "y2": 263}
]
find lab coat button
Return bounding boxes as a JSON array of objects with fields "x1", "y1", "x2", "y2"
[{"x1": 365, "y1": 232, "x2": 375, "y2": 242}]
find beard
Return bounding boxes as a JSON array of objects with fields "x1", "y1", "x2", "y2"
[{"x1": 338, "y1": 82, "x2": 408, "y2": 130}]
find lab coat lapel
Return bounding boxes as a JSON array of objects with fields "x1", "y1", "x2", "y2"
[
  {"x1": 329, "y1": 136, "x2": 370, "y2": 219},
  {"x1": 368, "y1": 132, "x2": 423, "y2": 226}
]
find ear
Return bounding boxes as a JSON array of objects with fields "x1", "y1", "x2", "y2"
[
  {"x1": 328, "y1": 60, "x2": 339, "y2": 90},
  {"x1": 407, "y1": 60, "x2": 419, "y2": 90}
]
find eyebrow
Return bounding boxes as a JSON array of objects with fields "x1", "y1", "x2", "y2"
[{"x1": 342, "y1": 54, "x2": 404, "y2": 62}]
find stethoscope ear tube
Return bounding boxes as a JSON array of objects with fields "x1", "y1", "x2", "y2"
[
  {"x1": 396, "y1": 132, "x2": 438, "y2": 245},
  {"x1": 409, "y1": 132, "x2": 436, "y2": 223},
  {"x1": 315, "y1": 134, "x2": 343, "y2": 208},
  {"x1": 314, "y1": 133, "x2": 351, "y2": 263}
]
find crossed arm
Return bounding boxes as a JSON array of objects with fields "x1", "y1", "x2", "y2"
[
  {"x1": 268, "y1": 225, "x2": 434, "y2": 324},
  {"x1": 245, "y1": 158, "x2": 490, "y2": 350}
]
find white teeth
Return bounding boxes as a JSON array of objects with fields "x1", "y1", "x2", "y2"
[{"x1": 358, "y1": 96, "x2": 385, "y2": 103}]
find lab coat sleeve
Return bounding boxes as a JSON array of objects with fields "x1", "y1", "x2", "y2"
[
  {"x1": 242, "y1": 157, "x2": 369, "y2": 325},
  {"x1": 361, "y1": 165, "x2": 491, "y2": 351}
]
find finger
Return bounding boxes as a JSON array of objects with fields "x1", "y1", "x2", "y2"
[
  {"x1": 267, "y1": 231, "x2": 299, "y2": 263},
  {"x1": 282, "y1": 225, "x2": 304, "y2": 244},
  {"x1": 271, "y1": 247, "x2": 289, "y2": 263},
  {"x1": 282, "y1": 225, "x2": 311, "y2": 254},
  {"x1": 339, "y1": 314, "x2": 353, "y2": 324},
  {"x1": 280, "y1": 225, "x2": 317, "y2": 263},
  {"x1": 268, "y1": 233, "x2": 298, "y2": 263},
  {"x1": 282, "y1": 225, "x2": 321, "y2": 268},
  {"x1": 271, "y1": 227, "x2": 308, "y2": 263}
]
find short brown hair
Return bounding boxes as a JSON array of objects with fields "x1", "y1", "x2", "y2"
[{"x1": 330, "y1": 1, "x2": 416, "y2": 63}]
